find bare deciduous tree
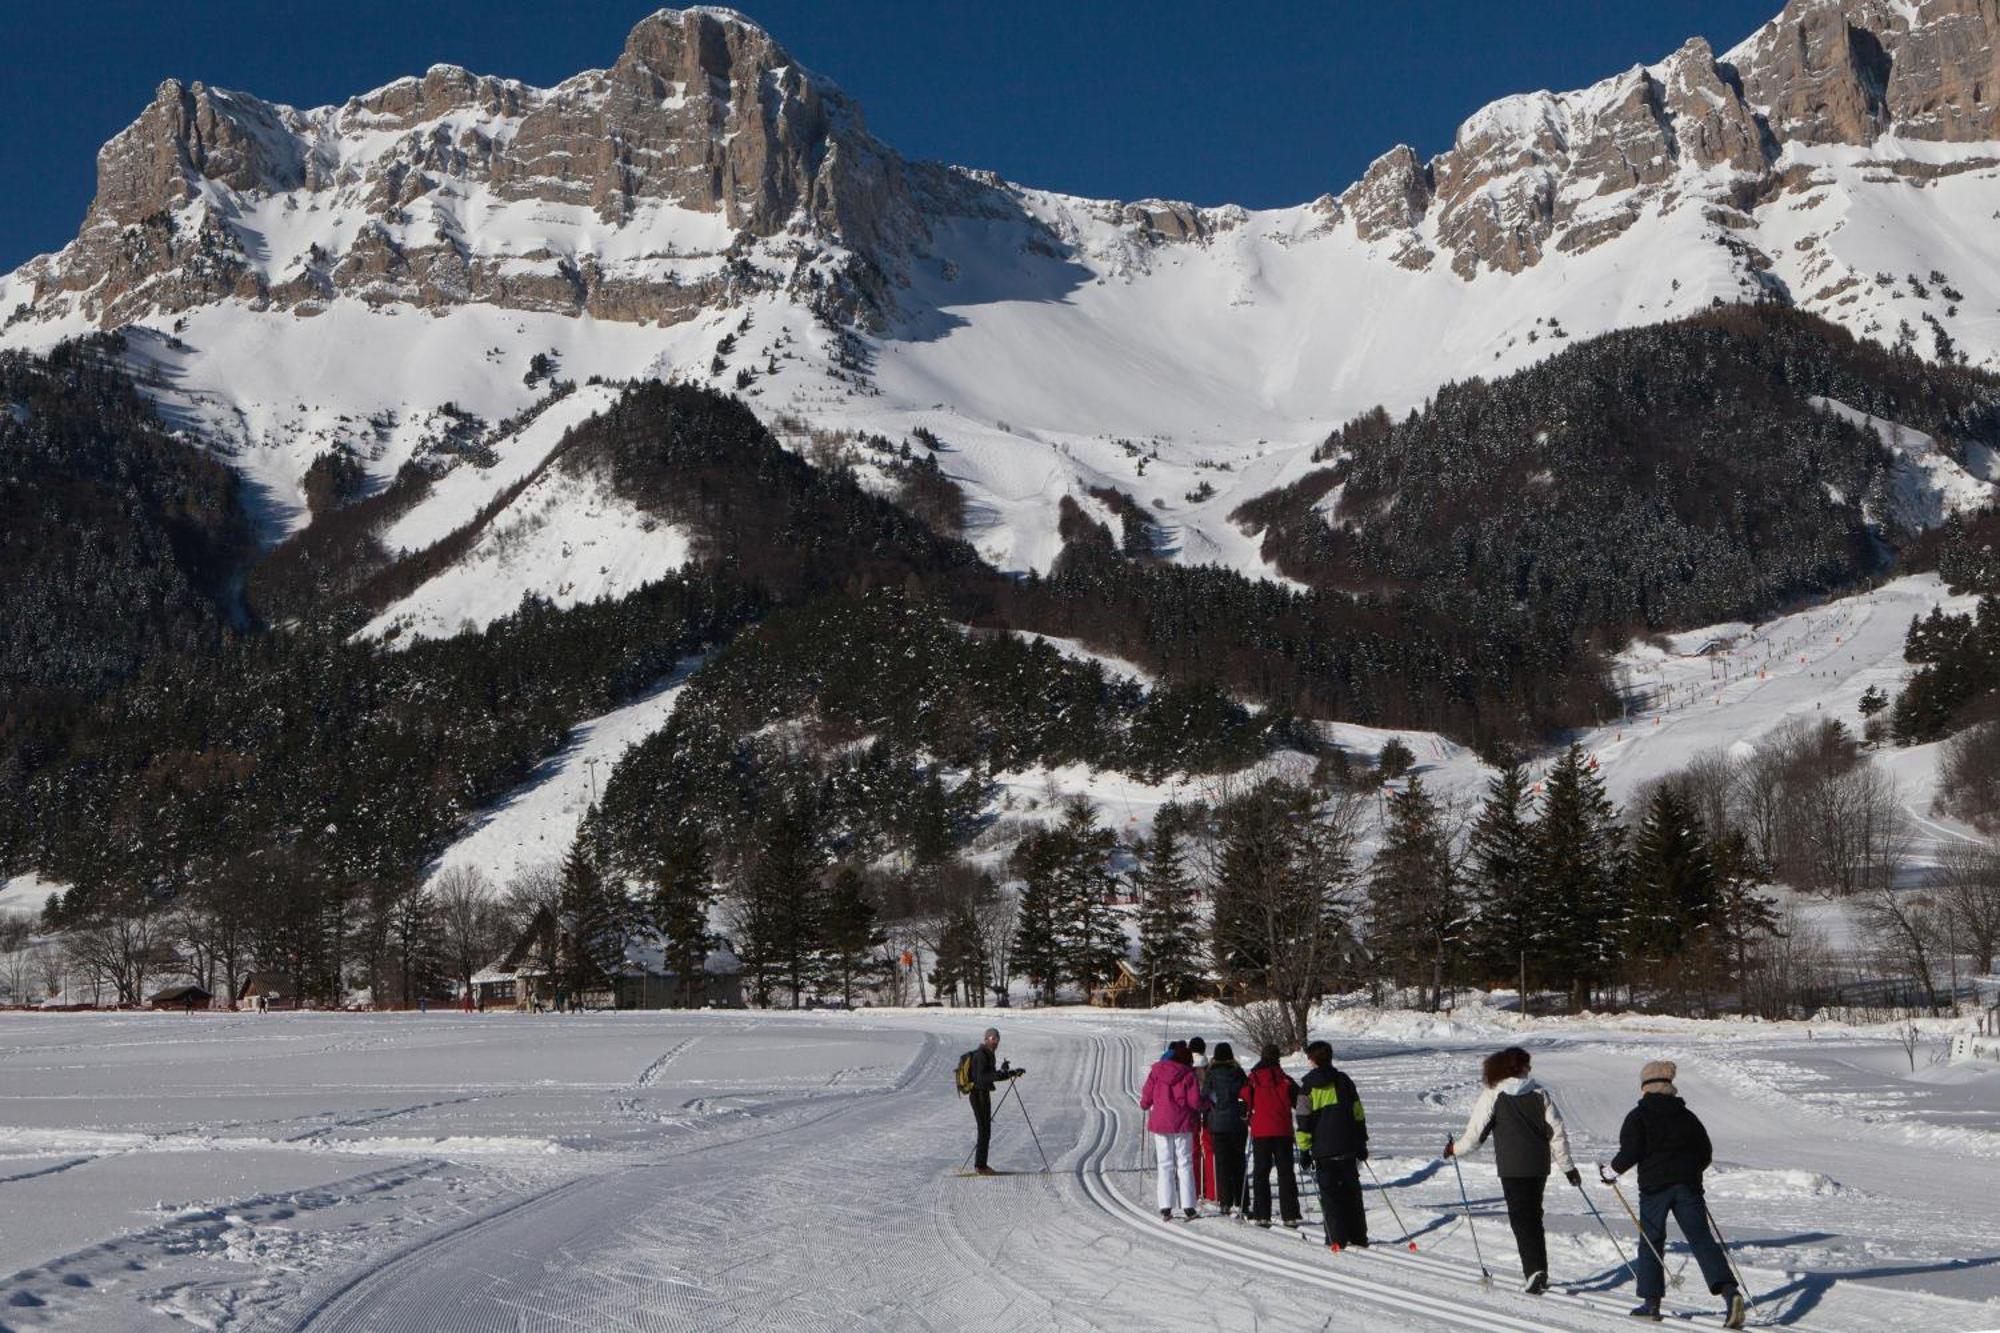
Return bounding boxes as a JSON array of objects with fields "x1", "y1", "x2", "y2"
[
  {"x1": 435, "y1": 867, "x2": 501, "y2": 1003},
  {"x1": 1930, "y1": 839, "x2": 2000, "y2": 976},
  {"x1": 1938, "y1": 724, "x2": 2000, "y2": 835}
]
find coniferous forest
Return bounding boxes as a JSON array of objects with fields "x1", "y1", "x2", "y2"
[{"x1": 5, "y1": 303, "x2": 2000, "y2": 1013}]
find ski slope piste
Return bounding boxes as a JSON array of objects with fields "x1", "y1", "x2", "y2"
[{"x1": 1, "y1": 1005, "x2": 1997, "y2": 1330}]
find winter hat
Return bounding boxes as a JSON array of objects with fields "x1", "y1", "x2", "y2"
[{"x1": 1639, "y1": 1060, "x2": 1678, "y2": 1094}]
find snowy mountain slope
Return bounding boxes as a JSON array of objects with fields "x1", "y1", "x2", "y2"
[
  {"x1": 423, "y1": 656, "x2": 706, "y2": 892},
  {"x1": 4, "y1": 2, "x2": 2000, "y2": 591},
  {"x1": 360, "y1": 463, "x2": 694, "y2": 644}
]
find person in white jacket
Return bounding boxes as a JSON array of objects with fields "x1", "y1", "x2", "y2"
[{"x1": 1442, "y1": 1046, "x2": 1579, "y2": 1294}]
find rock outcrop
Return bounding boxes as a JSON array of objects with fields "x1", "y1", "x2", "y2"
[
  {"x1": 7, "y1": 0, "x2": 1999, "y2": 323},
  {"x1": 14, "y1": 8, "x2": 927, "y2": 327},
  {"x1": 1339, "y1": 0, "x2": 1998, "y2": 277}
]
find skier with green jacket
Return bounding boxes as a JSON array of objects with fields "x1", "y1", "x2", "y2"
[{"x1": 1293, "y1": 1040, "x2": 1369, "y2": 1251}]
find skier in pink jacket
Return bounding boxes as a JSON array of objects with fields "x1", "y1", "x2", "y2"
[{"x1": 1139, "y1": 1042, "x2": 1207, "y2": 1220}]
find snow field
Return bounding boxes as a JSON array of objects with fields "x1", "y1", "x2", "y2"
[{"x1": 1, "y1": 1007, "x2": 1995, "y2": 1330}]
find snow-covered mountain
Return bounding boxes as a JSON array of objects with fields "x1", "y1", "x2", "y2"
[{"x1": 3, "y1": 0, "x2": 1998, "y2": 592}]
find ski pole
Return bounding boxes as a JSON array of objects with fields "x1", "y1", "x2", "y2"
[
  {"x1": 1573, "y1": 1179, "x2": 1639, "y2": 1286},
  {"x1": 1011, "y1": 1074, "x2": 1054, "y2": 1174},
  {"x1": 959, "y1": 1075, "x2": 1021, "y2": 1173},
  {"x1": 1447, "y1": 1153, "x2": 1493, "y2": 1287},
  {"x1": 1703, "y1": 1200, "x2": 1759, "y2": 1321},
  {"x1": 1606, "y1": 1173, "x2": 1682, "y2": 1289},
  {"x1": 1363, "y1": 1158, "x2": 1418, "y2": 1251}
]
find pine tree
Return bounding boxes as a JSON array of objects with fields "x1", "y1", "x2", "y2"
[
  {"x1": 1367, "y1": 775, "x2": 1462, "y2": 1008},
  {"x1": 1054, "y1": 798, "x2": 1123, "y2": 993},
  {"x1": 1710, "y1": 830, "x2": 1780, "y2": 1002},
  {"x1": 1467, "y1": 764, "x2": 1539, "y2": 999},
  {"x1": 1624, "y1": 785, "x2": 1717, "y2": 969},
  {"x1": 737, "y1": 797, "x2": 824, "y2": 1008},
  {"x1": 1532, "y1": 745, "x2": 1624, "y2": 1010},
  {"x1": 930, "y1": 893, "x2": 987, "y2": 1006},
  {"x1": 648, "y1": 821, "x2": 714, "y2": 1008},
  {"x1": 818, "y1": 864, "x2": 889, "y2": 1006},
  {"x1": 1134, "y1": 806, "x2": 1201, "y2": 1003},
  {"x1": 556, "y1": 837, "x2": 624, "y2": 1006},
  {"x1": 1010, "y1": 830, "x2": 1066, "y2": 1004}
]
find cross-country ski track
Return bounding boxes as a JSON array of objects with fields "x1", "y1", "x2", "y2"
[{"x1": 1, "y1": 1009, "x2": 1995, "y2": 1331}]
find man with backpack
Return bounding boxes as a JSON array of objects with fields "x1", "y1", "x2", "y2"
[
  {"x1": 1602, "y1": 1060, "x2": 1746, "y2": 1328},
  {"x1": 959, "y1": 1027, "x2": 1023, "y2": 1175},
  {"x1": 1294, "y1": 1040, "x2": 1369, "y2": 1251}
]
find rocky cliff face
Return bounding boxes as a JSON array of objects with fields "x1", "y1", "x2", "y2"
[
  {"x1": 12, "y1": 8, "x2": 929, "y2": 327},
  {"x1": 1341, "y1": 0, "x2": 1998, "y2": 279},
  {"x1": 5, "y1": 0, "x2": 1999, "y2": 327}
]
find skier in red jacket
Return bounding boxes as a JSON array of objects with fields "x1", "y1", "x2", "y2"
[{"x1": 1239, "y1": 1042, "x2": 1302, "y2": 1228}]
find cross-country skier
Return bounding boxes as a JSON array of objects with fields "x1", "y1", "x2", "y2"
[
  {"x1": 1139, "y1": 1042, "x2": 1205, "y2": 1220},
  {"x1": 1602, "y1": 1060, "x2": 1746, "y2": 1328},
  {"x1": 1443, "y1": 1046, "x2": 1580, "y2": 1295},
  {"x1": 1243, "y1": 1042, "x2": 1302, "y2": 1229},
  {"x1": 1294, "y1": 1040, "x2": 1369, "y2": 1250},
  {"x1": 1186, "y1": 1035, "x2": 1213, "y2": 1202},
  {"x1": 1204, "y1": 1041, "x2": 1251, "y2": 1217},
  {"x1": 966, "y1": 1028, "x2": 1022, "y2": 1176}
]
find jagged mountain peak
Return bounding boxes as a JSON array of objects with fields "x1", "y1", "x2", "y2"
[{"x1": 2, "y1": 0, "x2": 1997, "y2": 585}]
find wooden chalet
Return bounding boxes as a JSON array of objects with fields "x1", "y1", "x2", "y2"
[
  {"x1": 473, "y1": 906, "x2": 743, "y2": 1012},
  {"x1": 147, "y1": 984, "x2": 213, "y2": 1011}
]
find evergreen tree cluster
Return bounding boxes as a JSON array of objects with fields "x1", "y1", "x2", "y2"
[
  {"x1": 1389, "y1": 746, "x2": 1779, "y2": 1013},
  {"x1": 1892, "y1": 596, "x2": 2000, "y2": 742},
  {"x1": 1010, "y1": 799, "x2": 1123, "y2": 1004},
  {"x1": 0, "y1": 339, "x2": 252, "y2": 699},
  {"x1": 1236, "y1": 307, "x2": 2000, "y2": 663}
]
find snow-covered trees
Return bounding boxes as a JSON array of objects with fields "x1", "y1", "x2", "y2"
[
  {"x1": 1211, "y1": 782, "x2": 1364, "y2": 1050},
  {"x1": 1467, "y1": 764, "x2": 1538, "y2": 992},
  {"x1": 1008, "y1": 799, "x2": 1121, "y2": 1004},
  {"x1": 555, "y1": 839, "x2": 626, "y2": 1004},
  {"x1": 1533, "y1": 744, "x2": 1626, "y2": 1009},
  {"x1": 1366, "y1": 775, "x2": 1465, "y2": 1009},
  {"x1": 1134, "y1": 806, "x2": 1201, "y2": 1003}
]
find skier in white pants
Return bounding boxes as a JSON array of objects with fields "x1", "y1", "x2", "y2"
[{"x1": 1138, "y1": 1041, "x2": 1205, "y2": 1220}]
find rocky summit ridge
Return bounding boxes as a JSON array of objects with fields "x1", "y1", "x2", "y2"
[{"x1": 5, "y1": 0, "x2": 1997, "y2": 330}]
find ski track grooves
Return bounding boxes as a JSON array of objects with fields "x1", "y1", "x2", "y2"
[
  {"x1": 1072, "y1": 1031, "x2": 1567, "y2": 1333},
  {"x1": 267, "y1": 1032, "x2": 940, "y2": 1332}
]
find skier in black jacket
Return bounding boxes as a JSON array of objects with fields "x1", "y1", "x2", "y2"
[
  {"x1": 967, "y1": 1027, "x2": 1022, "y2": 1175},
  {"x1": 1603, "y1": 1060, "x2": 1744, "y2": 1328},
  {"x1": 1203, "y1": 1042, "x2": 1251, "y2": 1216},
  {"x1": 1293, "y1": 1040, "x2": 1368, "y2": 1250}
]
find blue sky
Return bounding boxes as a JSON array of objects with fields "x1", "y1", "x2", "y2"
[{"x1": 0, "y1": 1, "x2": 1782, "y2": 270}]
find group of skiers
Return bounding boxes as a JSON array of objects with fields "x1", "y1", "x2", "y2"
[
  {"x1": 1132, "y1": 1037, "x2": 1750, "y2": 1328},
  {"x1": 1139, "y1": 1036, "x2": 1369, "y2": 1248}
]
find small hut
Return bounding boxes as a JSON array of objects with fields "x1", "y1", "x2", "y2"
[
  {"x1": 1089, "y1": 960, "x2": 1145, "y2": 1009},
  {"x1": 148, "y1": 984, "x2": 213, "y2": 1011}
]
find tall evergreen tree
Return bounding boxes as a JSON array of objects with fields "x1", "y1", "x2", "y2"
[
  {"x1": 1624, "y1": 785, "x2": 1717, "y2": 968},
  {"x1": 818, "y1": 864, "x2": 890, "y2": 1006},
  {"x1": 648, "y1": 821, "x2": 714, "y2": 1008},
  {"x1": 1054, "y1": 798, "x2": 1123, "y2": 993},
  {"x1": 1710, "y1": 830, "x2": 1781, "y2": 1002},
  {"x1": 1367, "y1": 775, "x2": 1463, "y2": 1008},
  {"x1": 1134, "y1": 805, "x2": 1201, "y2": 1003},
  {"x1": 1532, "y1": 745, "x2": 1625, "y2": 1010},
  {"x1": 1467, "y1": 764, "x2": 1540, "y2": 997},
  {"x1": 737, "y1": 796, "x2": 824, "y2": 1008},
  {"x1": 556, "y1": 837, "x2": 625, "y2": 1005},
  {"x1": 1010, "y1": 831, "x2": 1067, "y2": 1005}
]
